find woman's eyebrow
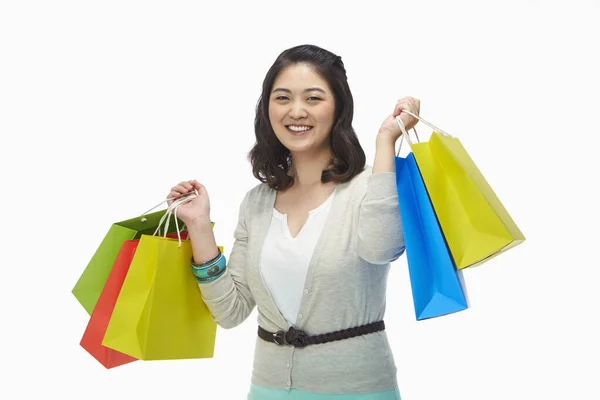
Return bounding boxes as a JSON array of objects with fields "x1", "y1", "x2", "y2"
[
  {"x1": 272, "y1": 87, "x2": 327, "y2": 94},
  {"x1": 304, "y1": 87, "x2": 327, "y2": 94}
]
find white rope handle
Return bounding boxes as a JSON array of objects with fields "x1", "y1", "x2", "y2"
[
  {"x1": 139, "y1": 191, "x2": 197, "y2": 222},
  {"x1": 164, "y1": 196, "x2": 192, "y2": 242},
  {"x1": 394, "y1": 110, "x2": 453, "y2": 157},
  {"x1": 399, "y1": 109, "x2": 452, "y2": 137},
  {"x1": 395, "y1": 117, "x2": 420, "y2": 157},
  {"x1": 152, "y1": 193, "x2": 197, "y2": 248}
]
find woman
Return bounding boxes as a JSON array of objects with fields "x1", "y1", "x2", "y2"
[{"x1": 168, "y1": 44, "x2": 420, "y2": 399}]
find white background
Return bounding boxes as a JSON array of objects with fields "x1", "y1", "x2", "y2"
[{"x1": 1, "y1": 1, "x2": 599, "y2": 399}]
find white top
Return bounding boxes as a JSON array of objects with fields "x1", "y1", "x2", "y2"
[{"x1": 260, "y1": 188, "x2": 337, "y2": 326}]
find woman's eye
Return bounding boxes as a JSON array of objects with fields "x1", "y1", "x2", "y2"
[{"x1": 274, "y1": 96, "x2": 321, "y2": 101}]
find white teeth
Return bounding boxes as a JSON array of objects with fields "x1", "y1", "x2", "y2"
[{"x1": 288, "y1": 126, "x2": 312, "y2": 132}]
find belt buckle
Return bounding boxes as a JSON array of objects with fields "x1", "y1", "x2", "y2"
[{"x1": 273, "y1": 330, "x2": 287, "y2": 345}]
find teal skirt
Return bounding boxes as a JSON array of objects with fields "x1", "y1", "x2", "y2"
[{"x1": 247, "y1": 385, "x2": 401, "y2": 400}]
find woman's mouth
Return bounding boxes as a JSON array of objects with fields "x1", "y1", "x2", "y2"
[{"x1": 286, "y1": 125, "x2": 313, "y2": 136}]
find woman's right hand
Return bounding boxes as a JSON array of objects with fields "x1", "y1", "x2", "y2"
[{"x1": 167, "y1": 180, "x2": 211, "y2": 226}]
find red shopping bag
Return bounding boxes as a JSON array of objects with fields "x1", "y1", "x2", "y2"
[
  {"x1": 80, "y1": 231, "x2": 189, "y2": 368},
  {"x1": 80, "y1": 240, "x2": 139, "y2": 368}
]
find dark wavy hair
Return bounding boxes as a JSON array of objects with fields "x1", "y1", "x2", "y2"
[{"x1": 248, "y1": 44, "x2": 366, "y2": 191}]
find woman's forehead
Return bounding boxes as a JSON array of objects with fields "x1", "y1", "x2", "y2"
[{"x1": 272, "y1": 64, "x2": 330, "y2": 92}]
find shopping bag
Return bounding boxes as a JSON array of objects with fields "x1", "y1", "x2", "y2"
[
  {"x1": 395, "y1": 123, "x2": 468, "y2": 320},
  {"x1": 406, "y1": 112, "x2": 525, "y2": 269},
  {"x1": 102, "y1": 233, "x2": 221, "y2": 360},
  {"x1": 72, "y1": 209, "x2": 185, "y2": 315},
  {"x1": 79, "y1": 231, "x2": 190, "y2": 368},
  {"x1": 80, "y1": 240, "x2": 139, "y2": 369}
]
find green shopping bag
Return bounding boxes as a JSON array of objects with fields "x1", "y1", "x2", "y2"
[{"x1": 72, "y1": 210, "x2": 184, "y2": 315}]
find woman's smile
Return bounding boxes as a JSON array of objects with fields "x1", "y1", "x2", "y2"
[{"x1": 286, "y1": 125, "x2": 313, "y2": 135}]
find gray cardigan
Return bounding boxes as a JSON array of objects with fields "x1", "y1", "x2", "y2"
[{"x1": 199, "y1": 166, "x2": 405, "y2": 394}]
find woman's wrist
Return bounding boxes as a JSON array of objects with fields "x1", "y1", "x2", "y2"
[
  {"x1": 186, "y1": 214, "x2": 219, "y2": 265},
  {"x1": 191, "y1": 248, "x2": 221, "y2": 267},
  {"x1": 376, "y1": 131, "x2": 397, "y2": 147},
  {"x1": 372, "y1": 133, "x2": 397, "y2": 173},
  {"x1": 187, "y1": 214, "x2": 212, "y2": 229}
]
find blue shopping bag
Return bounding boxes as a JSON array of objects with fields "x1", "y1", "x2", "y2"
[{"x1": 395, "y1": 152, "x2": 468, "y2": 320}]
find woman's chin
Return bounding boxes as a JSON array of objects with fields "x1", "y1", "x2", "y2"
[{"x1": 280, "y1": 139, "x2": 309, "y2": 151}]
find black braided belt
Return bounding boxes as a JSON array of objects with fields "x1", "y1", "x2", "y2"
[{"x1": 258, "y1": 320, "x2": 385, "y2": 348}]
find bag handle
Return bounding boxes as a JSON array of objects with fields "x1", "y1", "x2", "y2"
[
  {"x1": 129, "y1": 191, "x2": 196, "y2": 247},
  {"x1": 400, "y1": 110, "x2": 453, "y2": 137},
  {"x1": 394, "y1": 110, "x2": 452, "y2": 156},
  {"x1": 152, "y1": 193, "x2": 196, "y2": 247},
  {"x1": 139, "y1": 191, "x2": 196, "y2": 221},
  {"x1": 395, "y1": 117, "x2": 419, "y2": 156}
]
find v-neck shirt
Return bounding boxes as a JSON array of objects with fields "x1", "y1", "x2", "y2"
[{"x1": 260, "y1": 187, "x2": 337, "y2": 326}]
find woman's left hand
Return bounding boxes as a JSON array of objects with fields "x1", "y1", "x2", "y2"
[{"x1": 377, "y1": 96, "x2": 421, "y2": 143}]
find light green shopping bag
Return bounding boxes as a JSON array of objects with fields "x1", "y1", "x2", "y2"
[{"x1": 72, "y1": 210, "x2": 182, "y2": 315}]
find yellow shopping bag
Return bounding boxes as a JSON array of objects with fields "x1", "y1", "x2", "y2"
[
  {"x1": 404, "y1": 112, "x2": 525, "y2": 269},
  {"x1": 102, "y1": 233, "x2": 222, "y2": 360}
]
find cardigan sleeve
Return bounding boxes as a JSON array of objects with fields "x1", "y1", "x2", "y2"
[
  {"x1": 356, "y1": 171, "x2": 406, "y2": 265},
  {"x1": 197, "y1": 191, "x2": 256, "y2": 329}
]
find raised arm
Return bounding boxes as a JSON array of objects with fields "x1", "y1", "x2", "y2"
[
  {"x1": 169, "y1": 180, "x2": 256, "y2": 329},
  {"x1": 356, "y1": 97, "x2": 420, "y2": 264}
]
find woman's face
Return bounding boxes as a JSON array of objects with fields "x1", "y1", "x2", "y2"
[{"x1": 268, "y1": 63, "x2": 336, "y2": 156}]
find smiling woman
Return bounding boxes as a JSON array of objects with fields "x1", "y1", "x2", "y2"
[
  {"x1": 268, "y1": 66, "x2": 336, "y2": 158},
  {"x1": 166, "y1": 44, "x2": 421, "y2": 400},
  {"x1": 250, "y1": 45, "x2": 367, "y2": 191}
]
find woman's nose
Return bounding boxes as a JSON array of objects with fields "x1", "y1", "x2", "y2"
[{"x1": 288, "y1": 101, "x2": 308, "y2": 119}]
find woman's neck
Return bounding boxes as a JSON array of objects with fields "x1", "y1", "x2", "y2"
[{"x1": 289, "y1": 147, "x2": 334, "y2": 189}]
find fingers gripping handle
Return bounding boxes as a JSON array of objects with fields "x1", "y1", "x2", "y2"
[{"x1": 152, "y1": 193, "x2": 197, "y2": 247}]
